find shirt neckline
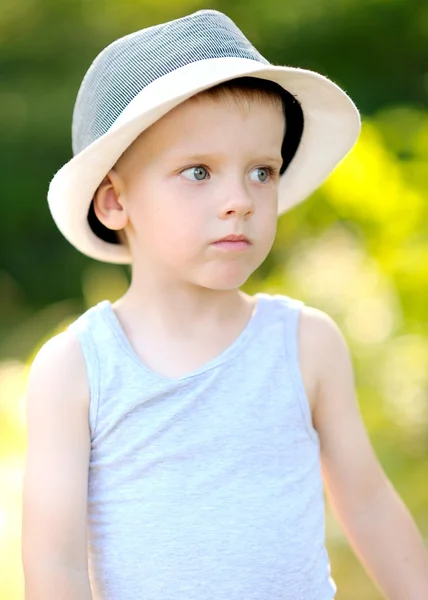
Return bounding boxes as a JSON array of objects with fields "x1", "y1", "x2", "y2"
[{"x1": 98, "y1": 292, "x2": 267, "y2": 383}]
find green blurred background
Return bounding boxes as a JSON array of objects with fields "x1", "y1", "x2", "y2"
[{"x1": 1, "y1": 0, "x2": 427, "y2": 598}]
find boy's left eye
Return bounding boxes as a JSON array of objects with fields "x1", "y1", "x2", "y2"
[
  {"x1": 249, "y1": 167, "x2": 273, "y2": 183},
  {"x1": 181, "y1": 166, "x2": 209, "y2": 181}
]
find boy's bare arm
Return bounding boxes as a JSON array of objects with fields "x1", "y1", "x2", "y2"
[
  {"x1": 22, "y1": 331, "x2": 93, "y2": 600},
  {"x1": 299, "y1": 307, "x2": 428, "y2": 600}
]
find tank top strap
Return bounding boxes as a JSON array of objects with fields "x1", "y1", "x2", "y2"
[
  {"x1": 255, "y1": 293, "x2": 317, "y2": 443},
  {"x1": 67, "y1": 301, "x2": 115, "y2": 440},
  {"x1": 255, "y1": 292, "x2": 305, "y2": 344},
  {"x1": 255, "y1": 292, "x2": 306, "y2": 377},
  {"x1": 273, "y1": 293, "x2": 304, "y2": 347}
]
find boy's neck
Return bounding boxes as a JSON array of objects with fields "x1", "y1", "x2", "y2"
[{"x1": 113, "y1": 281, "x2": 254, "y2": 339}]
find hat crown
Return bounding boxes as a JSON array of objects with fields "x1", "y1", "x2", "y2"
[{"x1": 71, "y1": 9, "x2": 269, "y2": 155}]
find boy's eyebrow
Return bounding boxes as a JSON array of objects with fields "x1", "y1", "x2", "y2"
[{"x1": 167, "y1": 152, "x2": 283, "y2": 165}]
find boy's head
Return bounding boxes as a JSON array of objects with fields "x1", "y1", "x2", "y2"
[
  {"x1": 47, "y1": 9, "x2": 360, "y2": 266},
  {"x1": 91, "y1": 77, "x2": 287, "y2": 290}
]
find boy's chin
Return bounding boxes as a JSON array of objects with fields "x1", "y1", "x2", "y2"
[{"x1": 194, "y1": 266, "x2": 255, "y2": 291}]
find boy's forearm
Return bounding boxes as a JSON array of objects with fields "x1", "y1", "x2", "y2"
[
  {"x1": 344, "y1": 481, "x2": 428, "y2": 600},
  {"x1": 24, "y1": 562, "x2": 93, "y2": 600}
]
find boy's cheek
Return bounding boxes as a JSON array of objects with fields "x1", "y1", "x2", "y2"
[{"x1": 258, "y1": 211, "x2": 278, "y2": 241}]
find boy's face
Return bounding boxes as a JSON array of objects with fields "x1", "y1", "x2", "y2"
[{"x1": 112, "y1": 94, "x2": 285, "y2": 290}]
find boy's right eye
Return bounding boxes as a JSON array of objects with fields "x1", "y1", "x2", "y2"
[{"x1": 180, "y1": 166, "x2": 209, "y2": 181}]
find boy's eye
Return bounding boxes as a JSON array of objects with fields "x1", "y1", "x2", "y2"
[
  {"x1": 181, "y1": 166, "x2": 209, "y2": 181},
  {"x1": 250, "y1": 167, "x2": 272, "y2": 183}
]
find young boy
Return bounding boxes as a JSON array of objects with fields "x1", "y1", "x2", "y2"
[{"x1": 21, "y1": 9, "x2": 428, "y2": 600}]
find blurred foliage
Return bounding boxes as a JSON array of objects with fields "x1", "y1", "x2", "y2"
[{"x1": 1, "y1": 0, "x2": 427, "y2": 598}]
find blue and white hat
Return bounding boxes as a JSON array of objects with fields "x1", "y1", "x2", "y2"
[{"x1": 47, "y1": 9, "x2": 361, "y2": 264}]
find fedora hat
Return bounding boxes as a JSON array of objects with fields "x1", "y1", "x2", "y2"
[{"x1": 47, "y1": 9, "x2": 361, "y2": 264}]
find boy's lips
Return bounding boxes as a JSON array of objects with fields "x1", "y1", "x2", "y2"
[{"x1": 210, "y1": 234, "x2": 252, "y2": 250}]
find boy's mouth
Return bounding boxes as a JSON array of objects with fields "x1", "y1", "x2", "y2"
[{"x1": 210, "y1": 234, "x2": 252, "y2": 250}]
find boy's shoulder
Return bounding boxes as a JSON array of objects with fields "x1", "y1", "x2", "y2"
[
  {"x1": 31, "y1": 328, "x2": 86, "y2": 371},
  {"x1": 28, "y1": 330, "x2": 90, "y2": 414},
  {"x1": 262, "y1": 294, "x2": 350, "y2": 412},
  {"x1": 261, "y1": 292, "x2": 341, "y2": 337},
  {"x1": 263, "y1": 292, "x2": 341, "y2": 336},
  {"x1": 298, "y1": 302, "x2": 353, "y2": 413},
  {"x1": 298, "y1": 303, "x2": 348, "y2": 365}
]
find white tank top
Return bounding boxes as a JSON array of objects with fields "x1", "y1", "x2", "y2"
[{"x1": 68, "y1": 292, "x2": 336, "y2": 599}]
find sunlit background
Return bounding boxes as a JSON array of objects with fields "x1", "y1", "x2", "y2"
[{"x1": 1, "y1": 0, "x2": 427, "y2": 598}]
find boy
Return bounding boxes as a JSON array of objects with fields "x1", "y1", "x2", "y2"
[{"x1": 22, "y1": 9, "x2": 428, "y2": 600}]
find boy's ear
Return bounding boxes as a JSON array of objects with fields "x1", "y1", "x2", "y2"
[{"x1": 93, "y1": 169, "x2": 129, "y2": 231}]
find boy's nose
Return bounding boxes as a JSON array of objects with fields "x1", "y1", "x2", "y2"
[{"x1": 218, "y1": 185, "x2": 255, "y2": 219}]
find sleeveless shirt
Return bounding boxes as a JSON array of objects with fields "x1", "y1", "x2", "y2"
[{"x1": 68, "y1": 292, "x2": 336, "y2": 600}]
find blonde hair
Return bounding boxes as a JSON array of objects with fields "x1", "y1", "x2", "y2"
[{"x1": 193, "y1": 76, "x2": 285, "y2": 114}]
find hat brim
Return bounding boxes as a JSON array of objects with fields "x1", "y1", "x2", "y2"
[{"x1": 47, "y1": 57, "x2": 361, "y2": 264}]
